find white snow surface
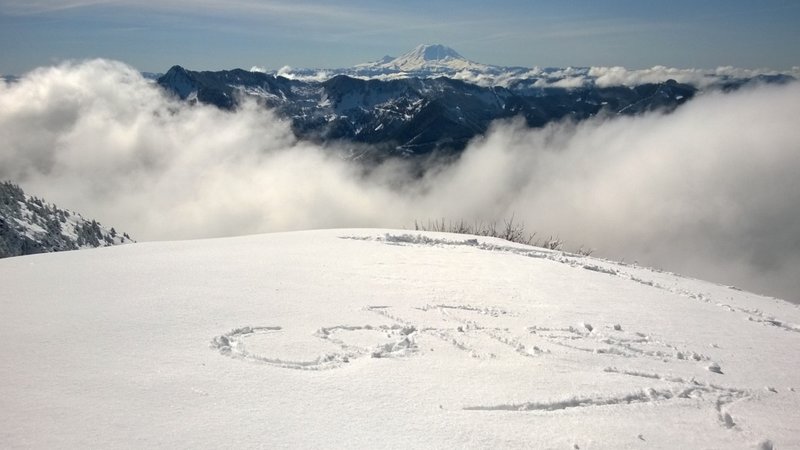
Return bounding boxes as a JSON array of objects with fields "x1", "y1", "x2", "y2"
[{"x1": 1, "y1": 229, "x2": 799, "y2": 448}]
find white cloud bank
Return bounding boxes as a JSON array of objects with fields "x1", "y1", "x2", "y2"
[
  {"x1": 267, "y1": 63, "x2": 800, "y2": 89},
  {"x1": 588, "y1": 65, "x2": 800, "y2": 89},
  {"x1": 2, "y1": 59, "x2": 800, "y2": 303}
]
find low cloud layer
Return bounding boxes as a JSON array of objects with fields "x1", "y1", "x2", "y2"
[
  {"x1": 2, "y1": 60, "x2": 799, "y2": 303},
  {"x1": 268, "y1": 64, "x2": 800, "y2": 89},
  {"x1": 587, "y1": 65, "x2": 800, "y2": 88}
]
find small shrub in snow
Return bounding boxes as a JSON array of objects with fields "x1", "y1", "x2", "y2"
[
  {"x1": 413, "y1": 215, "x2": 594, "y2": 254},
  {"x1": 414, "y1": 216, "x2": 536, "y2": 245},
  {"x1": 540, "y1": 235, "x2": 564, "y2": 251}
]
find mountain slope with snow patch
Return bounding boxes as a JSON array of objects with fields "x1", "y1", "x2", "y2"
[{"x1": 0, "y1": 181, "x2": 133, "y2": 257}]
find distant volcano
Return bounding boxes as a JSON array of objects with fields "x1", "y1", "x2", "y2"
[{"x1": 356, "y1": 44, "x2": 488, "y2": 72}]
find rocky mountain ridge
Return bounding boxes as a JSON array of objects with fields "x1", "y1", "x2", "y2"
[
  {"x1": 0, "y1": 181, "x2": 133, "y2": 258},
  {"x1": 158, "y1": 64, "x2": 697, "y2": 157}
]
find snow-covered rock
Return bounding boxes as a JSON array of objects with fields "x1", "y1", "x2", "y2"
[{"x1": 1, "y1": 229, "x2": 798, "y2": 448}]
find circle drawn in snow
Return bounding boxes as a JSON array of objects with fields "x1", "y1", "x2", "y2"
[{"x1": 211, "y1": 324, "x2": 419, "y2": 370}]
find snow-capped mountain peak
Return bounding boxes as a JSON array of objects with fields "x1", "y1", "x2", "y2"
[
  {"x1": 358, "y1": 44, "x2": 486, "y2": 72},
  {"x1": 401, "y1": 44, "x2": 465, "y2": 62}
]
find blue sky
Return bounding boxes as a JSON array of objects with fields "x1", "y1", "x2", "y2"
[{"x1": 1, "y1": 0, "x2": 799, "y2": 74}]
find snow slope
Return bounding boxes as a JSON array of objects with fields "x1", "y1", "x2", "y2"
[{"x1": 1, "y1": 229, "x2": 798, "y2": 448}]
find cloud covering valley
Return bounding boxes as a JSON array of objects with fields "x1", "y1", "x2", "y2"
[{"x1": 1, "y1": 60, "x2": 799, "y2": 302}]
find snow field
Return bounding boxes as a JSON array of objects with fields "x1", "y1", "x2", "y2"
[{"x1": 1, "y1": 229, "x2": 798, "y2": 448}]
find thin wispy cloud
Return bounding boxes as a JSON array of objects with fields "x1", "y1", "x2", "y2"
[
  {"x1": 0, "y1": 0, "x2": 467, "y2": 52},
  {"x1": 2, "y1": 0, "x2": 415, "y2": 29},
  {"x1": 0, "y1": 0, "x2": 119, "y2": 15}
]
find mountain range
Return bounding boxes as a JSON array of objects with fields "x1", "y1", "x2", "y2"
[
  {"x1": 266, "y1": 44, "x2": 796, "y2": 89},
  {"x1": 158, "y1": 45, "x2": 709, "y2": 158}
]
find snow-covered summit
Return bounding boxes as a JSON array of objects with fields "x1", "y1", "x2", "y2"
[
  {"x1": 408, "y1": 44, "x2": 465, "y2": 61},
  {"x1": 386, "y1": 44, "x2": 467, "y2": 69},
  {"x1": 355, "y1": 44, "x2": 493, "y2": 73}
]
